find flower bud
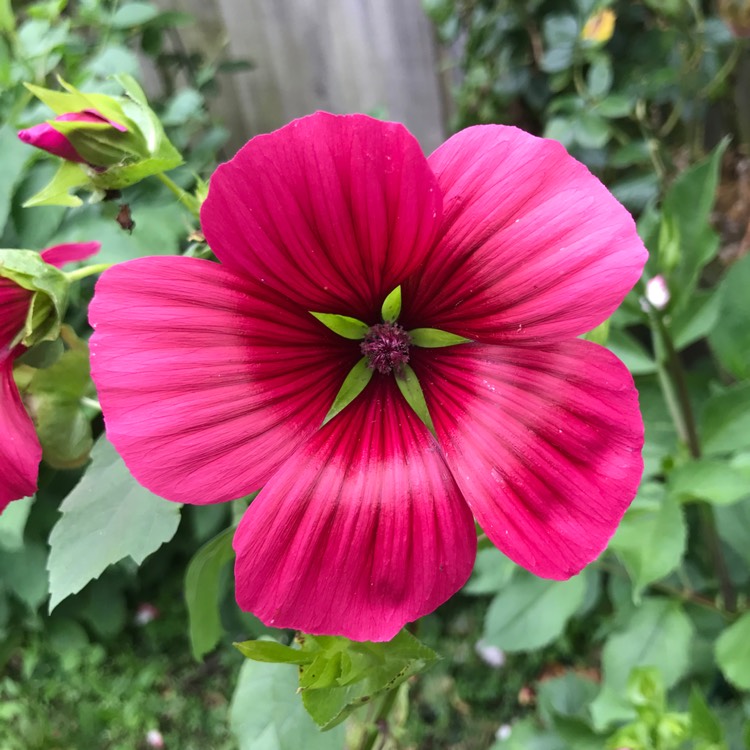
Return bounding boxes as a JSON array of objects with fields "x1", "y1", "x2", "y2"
[
  {"x1": 18, "y1": 110, "x2": 128, "y2": 166},
  {"x1": 645, "y1": 275, "x2": 670, "y2": 310}
]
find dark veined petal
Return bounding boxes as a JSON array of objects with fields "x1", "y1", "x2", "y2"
[
  {"x1": 413, "y1": 339, "x2": 643, "y2": 578},
  {"x1": 233, "y1": 377, "x2": 477, "y2": 641},
  {"x1": 201, "y1": 112, "x2": 443, "y2": 322},
  {"x1": 402, "y1": 125, "x2": 647, "y2": 344},
  {"x1": 89, "y1": 256, "x2": 360, "y2": 504},
  {"x1": 0, "y1": 354, "x2": 41, "y2": 512}
]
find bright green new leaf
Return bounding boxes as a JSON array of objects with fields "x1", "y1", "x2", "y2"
[
  {"x1": 310, "y1": 312, "x2": 369, "y2": 340},
  {"x1": 591, "y1": 598, "x2": 693, "y2": 729},
  {"x1": 688, "y1": 686, "x2": 725, "y2": 745},
  {"x1": 235, "y1": 639, "x2": 314, "y2": 665},
  {"x1": 409, "y1": 328, "x2": 472, "y2": 347},
  {"x1": 298, "y1": 630, "x2": 437, "y2": 729},
  {"x1": 229, "y1": 656, "x2": 344, "y2": 750},
  {"x1": 23, "y1": 160, "x2": 88, "y2": 208},
  {"x1": 482, "y1": 571, "x2": 586, "y2": 652},
  {"x1": 609, "y1": 484, "x2": 686, "y2": 597},
  {"x1": 185, "y1": 526, "x2": 235, "y2": 660},
  {"x1": 716, "y1": 612, "x2": 750, "y2": 690},
  {"x1": 380, "y1": 285, "x2": 401, "y2": 322},
  {"x1": 395, "y1": 364, "x2": 435, "y2": 435},
  {"x1": 47, "y1": 437, "x2": 182, "y2": 610},
  {"x1": 323, "y1": 357, "x2": 373, "y2": 425}
]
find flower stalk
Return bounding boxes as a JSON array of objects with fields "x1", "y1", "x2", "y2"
[{"x1": 64, "y1": 263, "x2": 113, "y2": 282}]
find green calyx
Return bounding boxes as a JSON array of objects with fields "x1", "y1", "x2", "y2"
[{"x1": 0, "y1": 249, "x2": 70, "y2": 348}]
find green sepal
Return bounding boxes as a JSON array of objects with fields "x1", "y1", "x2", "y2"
[
  {"x1": 235, "y1": 640, "x2": 315, "y2": 665},
  {"x1": 322, "y1": 358, "x2": 373, "y2": 425},
  {"x1": 409, "y1": 327, "x2": 472, "y2": 348},
  {"x1": 396, "y1": 364, "x2": 436, "y2": 435},
  {"x1": 310, "y1": 312, "x2": 369, "y2": 340},
  {"x1": 380, "y1": 285, "x2": 402, "y2": 322},
  {"x1": 23, "y1": 161, "x2": 88, "y2": 208},
  {"x1": 0, "y1": 249, "x2": 69, "y2": 346}
]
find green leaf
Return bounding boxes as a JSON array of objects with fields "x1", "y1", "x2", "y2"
[
  {"x1": 310, "y1": 312, "x2": 368, "y2": 340},
  {"x1": 298, "y1": 630, "x2": 437, "y2": 730},
  {"x1": 591, "y1": 598, "x2": 693, "y2": 729},
  {"x1": 395, "y1": 364, "x2": 435, "y2": 435},
  {"x1": 715, "y1": 496, "x2": 750, "y2": 568},
  {"x1": 661, "y1": 140, "x2": 728, "y2": 307},
  {"x1": 701, "y1": 383, "x2": 750, "y2": 456},
  {"x1": 669, "y1": 459, "x2": 750, "y2": 506},
  {"x1": 689, "y1": 686, "x2": 725, "y2": 745},
  {"x1": 22, "y1": 160, "x2": 88, "y2": 208},
  {"x1": 606, "y1": 329, "x2": 656, "y2": 375},
  {"x1": 0, "y1": 0, "x2": 15, "y2": 32},
  {"x1": 482, "y1": 571, "x2": 586, "y2": 651},
  {"x1": 463, "y1": 547, "x2": 516, "y2": 595},
  {"x1": 0, "y1": 125, "x2": 33, "y2": 235},
  {"x1": 47, "y1": 437, "x2": 182, "y2": 610},
  {"x1": 235, "y1": 640, "x2": 314, "y2": 665},
  {"x1": 715, "y1": 612, "x2": 750, "y2": 690},
  {"x1": 229, "y1": 656, "x2": 344, "y2": 750},
  {"x1": 671, "y1": 288, "x2": 722, "y2": 350},
  {"x1": 323, "y1": 358, "x2": 373, "y2": 425},
  {"x1": 0, "y1": 497, "x2": 33, "y2": 551},
  {"x1": 0, "y1": 542, "x2": 48, "y2": 608},
  {"x1": 110, "y1": 1, "x2": 159, "y2": 28},
  {"x1": 409, "y1": 328, "x2": 472, "y2": 347},
  {"x1": 185, "y1": 526, "x2": 235, "y2": 660},
  {"x1": 573, "y1": 112, "x2": 610, "y2": 149},
  {"x1": 709, "y1": 255, "x2": 750, "y2": 380},
  {"x1": 609, "y1": 483, "x2": 686, "y2": 597},
  {"x1": 0, "y1": 248, "x2": 69, "y2": 346},
  {"x1": 380, "y1": 285, "x2": 401, "y2": 322},
  {"x1": 587, "y1": 56, "x2": 612, "y2": 98}
]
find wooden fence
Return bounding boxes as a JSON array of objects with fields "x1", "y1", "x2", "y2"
[{"x1": 154, "y1": 0, "x2": 448, "y2": 154}]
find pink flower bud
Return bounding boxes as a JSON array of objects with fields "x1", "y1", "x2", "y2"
[
  {"x1": 134, "y1": 602, "x2": 160, "y2": 626},
  {"x1": 145, "y1": 729, "x2": 165, "y2": 748},
  {"x1": 18, "y1": 110, "x2": 127, "y2": 165},
  {"x1": 645, "y1": 275, "x2": 670, "y2": 309}
]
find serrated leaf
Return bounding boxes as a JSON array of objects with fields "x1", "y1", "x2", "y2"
[
  {"x1": 482, "y1": 571, "x2": 586, "y2": 651},
  {"x1": 229, "y1": 657, "x2": 344, "y2": 750},
  {"x1": 185, "y1": 526, "x2": 235, "y2": 660},
  {"x1": 310, "y1": 312, "x2": 368, "y2": 340},
  {"x1": 299, "y1": 630, "x2": 437, "y2": 730},
  {"x1": 609, "y1": 483, "x2": 686, "y2": 597},
  {"x1": 715, "y1": 612, "x2": 750, "y2": 690},
  {"x1": 47, "y1": 437, "x2": 181, "y2": 610},
  {"x1": 409, "y1": 328, "x2": 472, "y2": 347}
]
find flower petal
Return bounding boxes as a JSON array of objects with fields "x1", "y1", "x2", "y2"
[
  {"x1": 89, "y1": 256, "x2": 359, "y2": 504},
  {"x1": 18, "y1": 121, "x2": 86, "y2": 163},
  {"x1": 233, "y1": 378, "x2": 477, "y2": 641},
  {"x1": 0, "y1": 354, "x2": 41, "y2": 513},
  {"x1": 413, "y1": 339, "x2": 643, "y2": 578},
  {"x1": 201, "y1": 112, "x2": 443, "y2": 322},
  {"x1": 0, "y1": 279, "x2": 32, "y2": 349},
  {"x1": 41, "y1": 241, "x2": 100, "y2": 268},
  {"x1": 401, "y1": 125, "x2": 647, "y2": 343}
]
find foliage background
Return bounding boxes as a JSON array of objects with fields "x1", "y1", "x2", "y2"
[{"x1": 1, "y1": 0, "x2": 750, "y2": 748}]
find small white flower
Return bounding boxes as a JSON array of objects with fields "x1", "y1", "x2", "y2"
[
  {"x1": 146, "y1": 729, "x2": 165, "y2": 748},
  {"x1": 495, "y1": 724, "x2": 512, "y2": 742}
]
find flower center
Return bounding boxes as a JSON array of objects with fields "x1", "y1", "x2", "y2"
[{"x1": 360, "y1": 322, "x2": 412, "y2": 375}]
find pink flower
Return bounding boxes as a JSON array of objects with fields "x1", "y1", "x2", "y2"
[
  {"x1": 0, "y1": 242, "x2": 100, "y2": 513},
  {"x1": 18, "y1": 110, "x2": 127, "y2": 164},
  {"x1": 89, "y1": 113, "x2": 646, "y2": 641}
]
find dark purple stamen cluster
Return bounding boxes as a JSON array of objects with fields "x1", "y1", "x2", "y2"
[{"x1": 360, "y1": 322, "x2": 412, "y2": 375}]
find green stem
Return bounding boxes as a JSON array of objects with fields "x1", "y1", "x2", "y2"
[
  {"x1": 155, "y1": 172, "x2": 200, "y2": 218},
  {"x1": 645, "y1": 302, "x2": 737, "y2": 612},
  {"x1": 64, "y1": 263, "x2": 113, "y2": 282},
  {"x1": 358, "y1": 686, "x2": 400, "y2": 750}
]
